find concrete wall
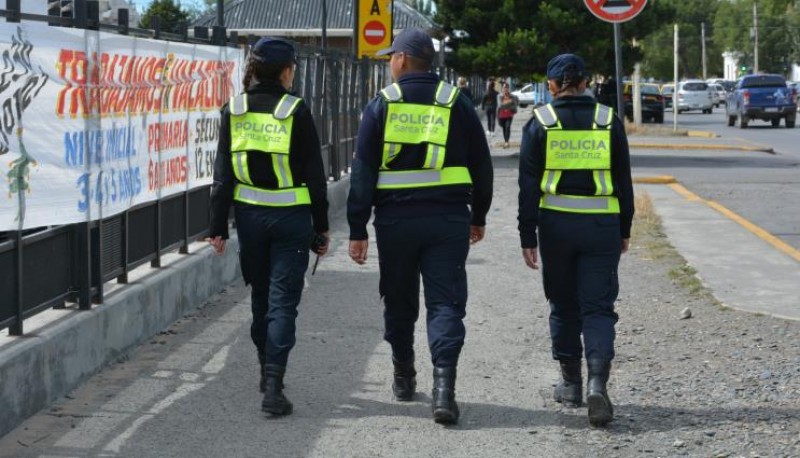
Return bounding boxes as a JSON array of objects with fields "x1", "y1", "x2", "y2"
[{"x1": 0, "y1": 177, "x2": 350, "y2": 438}]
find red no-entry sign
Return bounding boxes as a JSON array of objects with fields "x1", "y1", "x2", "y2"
[
  {"x1": 584, "y1": 0, "x2": 647, "y2": 23},
  {"x1": 363, "y1": 21, "x2": 387, "y2": 46}
]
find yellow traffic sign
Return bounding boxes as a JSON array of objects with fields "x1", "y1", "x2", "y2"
[{"x1": 357, "y1": 0, "x2": 392, "y2": 59}]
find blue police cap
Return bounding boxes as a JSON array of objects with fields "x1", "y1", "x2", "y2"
[
  {"x1": 376, "y1": 28, "x2": 436, "y2": 63},
  {"x1": 251, "y1": 37, "x2": 297, "y2": 65},
  {"x1": 546, "y1": 54, "x2": 587, "y2": 81}
]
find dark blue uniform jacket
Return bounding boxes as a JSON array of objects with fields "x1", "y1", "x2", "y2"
[
  {"x1": 518, "y1": 96, "x2": 634, "y2": 249},
  {"x1": 348, "y1": 72, "x2": 493, "y2": 240},
  {"x1": 209, "y1": 82, "x2": 329, "y2": 238}
]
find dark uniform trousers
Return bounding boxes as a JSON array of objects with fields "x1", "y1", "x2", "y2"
[
  {"x1": 234, "y1": 205, "x2": 312, "y2": 367},
  {"x1": 375, "y1": 213, "x2": 470, "y2": 368},
  {"x1": 538, "y1": 210, "x2": 620, "y2": 362}
]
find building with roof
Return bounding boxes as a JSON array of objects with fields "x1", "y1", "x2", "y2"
[{"x1": 194, "y1": 0, "x2": 438, "y2": 53}]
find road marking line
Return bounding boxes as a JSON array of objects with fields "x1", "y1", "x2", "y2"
[
  {"x1": 667, "y1": 182, "x2": 800, "y2": 262},
  {"x1": 201, "y1": 345, "x2": 231, "y2": 374}
]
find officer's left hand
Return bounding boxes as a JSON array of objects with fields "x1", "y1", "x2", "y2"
[
  {"x1": 621, "y1": 238, "x2": 630, "y2": 254},
  {"x1": 469, "y1": 226, "x2": 485, "y2": 244}
]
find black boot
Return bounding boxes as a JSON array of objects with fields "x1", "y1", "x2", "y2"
[
  {"x1": 586, "y1": 359, "x2": 613, "y2": 427},
  {"x1": 431, "y1": 367, "x2": 459, "y2": 425},
  {"x1": 392, "y1": 358, "x2": 417, "y2": 401},
  {"x1": 261, "y1": 364, "x2": 293, "y2": 416},
  {"x1": 553, "y1": 360, "x2": 583, "y2": 407}
]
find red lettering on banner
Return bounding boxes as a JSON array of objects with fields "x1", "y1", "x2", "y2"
[
  {"x1": 55, "y1": 50, "x2": 235, "y2": 118},
  {"x1": 147, "y1": 155, "x2": 189, "y2": 191}
]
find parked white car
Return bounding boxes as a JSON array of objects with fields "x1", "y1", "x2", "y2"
[
  {"x1": 511, "y1": 84, "x2": 538, "y2": 107},
  {"x1": 709, "y1": 83, "x2": 727, "y2": 108},
  {"x1": 676, "y1": 80, "x2": 714, "y2": 113}
]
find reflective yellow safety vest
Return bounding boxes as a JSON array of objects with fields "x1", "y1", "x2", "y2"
[
  {"x1": 376, "y1": 81, "x2": 472, "y2": 190},
  {"x1": 228, "y1": 93, "x2": 311, "y2": 207},
  {"x1": 532, "y1": 103, "x2": 620, "y2": 214}
]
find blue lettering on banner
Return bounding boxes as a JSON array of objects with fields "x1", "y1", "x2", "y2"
[
  {"x1": 64, "y1": 125, "x2": 138, "y2": 167},
  {"x1": 76, "y1": 166, "x2": 143, "y2": 213}
]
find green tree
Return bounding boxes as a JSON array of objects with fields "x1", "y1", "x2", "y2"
[
  {"x1": 434, "y1": 0, "x2": 672, "y2": 80},
  {"x1": 640, "y1": 0, "x2": 723, "y2": 81},
  {"x1": 138, "y1": 0, "x2": 191, "y2": 34},
  {"x1": 714, "y1": 0, "x2": 794, "y2": 76}
]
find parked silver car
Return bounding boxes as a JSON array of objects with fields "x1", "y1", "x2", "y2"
[
  {"x1": 709, "y1": 83, "x2": 727, "y2": 108},
  {"x1": 676, "y1": 80, "x2": 714, "y2": 113}
]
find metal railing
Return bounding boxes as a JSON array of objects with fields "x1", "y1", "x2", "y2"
[{"x1": 0, "y1": 0, "x2": 484, "y2": 336}]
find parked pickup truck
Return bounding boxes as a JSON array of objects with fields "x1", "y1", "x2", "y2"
[{"x1": 726, "y1": 74, "x2": 797, "y2": 128}]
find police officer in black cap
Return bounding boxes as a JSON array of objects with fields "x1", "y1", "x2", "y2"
[
  {"x1": 208, "y1": 37, "x2": 330, "y2": 416},
  {"x1": 517, "y1": 53, "x2": 633, "y2": 427},
  {"x1": 348, "y1": 28, "x2": 493, "y2": 425}
]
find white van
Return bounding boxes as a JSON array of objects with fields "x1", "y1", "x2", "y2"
[{"x1": 676, "y1": 80, "x2": 714, "y2": 113}]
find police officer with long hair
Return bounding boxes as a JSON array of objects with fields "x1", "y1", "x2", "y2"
[
  {"x1": 518, "y1": 54, "x2": 633, "y2": 427},
  {"x1": 348, "y1": 28, "x2": 493, "y2": 425},
  {"x1": 208, "y1": 37, "x2": 329, "y2": 416}
]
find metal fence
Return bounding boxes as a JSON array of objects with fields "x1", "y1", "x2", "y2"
[{"x1": 0, "y1": 0, "x2": 484, "y2": 336}]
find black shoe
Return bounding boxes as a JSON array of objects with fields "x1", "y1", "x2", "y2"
[
  {"x1": 553, "y1": 360, "x2": 583, "y2": 407},
  {"x1": 432, "y1": 366, "x2": 459, "y2": 425},
  {"x1": 586, "y1": 359, "x2": 613, "y2": 427},
  {"x1": 261, "y1": 364, "x2": 293, "y2": 416},
  {"x1": 392, "y1": 358, "x2": 417, "y2": 401}
]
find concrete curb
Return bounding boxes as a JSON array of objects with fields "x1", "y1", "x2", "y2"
[
  {"x1": 633, "y1": 175, "x2": 677, "y2": 184},
  {"x1": 0, "y1": 179, "x2": 350, "y2": 439},
  {"x1": 630, "y1": 142, "x2": 774, "y2": 153},
  {"x1": 686, "y1": 130, "x2": 718, "y2": 138}
]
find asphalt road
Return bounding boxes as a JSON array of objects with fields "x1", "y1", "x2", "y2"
[{"x1": 633, "y1": 108, "x2": 800, "y2": 251}]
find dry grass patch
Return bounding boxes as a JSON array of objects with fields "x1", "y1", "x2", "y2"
[
  {"x1": 632, "y1": 190, "x2": 719, "y2": 304},
  {"x1": 624, "y1": 120, "x2": 688, "y2": 136}
]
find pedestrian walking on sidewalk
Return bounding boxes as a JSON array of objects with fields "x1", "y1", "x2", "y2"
[
  {"x1": 347, "y1": 28, "x2": 493, "y2": 425},
  {"x1": 207, "y1": 37, "x2": 330, "y2": 416},
  {"x1": 481, "y1": 80, "x2": 498, "y2": 136},
  {"x1": 497, "y1": 83, "x2": 519, "y2": 148},
  {"x1": 517, "y1": 53, "x2": 634, "y2": 427}
]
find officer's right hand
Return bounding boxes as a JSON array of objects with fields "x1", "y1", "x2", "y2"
[
  {"x1": 522, "y1": 248, "x2": 539, "y2": 270},
  {"x1": 206, "y1": 236, "x2": 226, "y2": 256},
  {"x1": 349, "y1": 239, "x2": 368, "y2": 265}
]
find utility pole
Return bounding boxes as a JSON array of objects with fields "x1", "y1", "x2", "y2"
[
  {"x1": 753, "y1": 1, "x2": 759, "y2": 74},
  {"x1": 701, "y1": 22, "x2": 707, "y2": 80},
  {"x1": 322, "y1": 0, "x2": 328, "y2": 51},
  {"x1": 673, "y1": 24, "x2": 679, "y2": 132}
]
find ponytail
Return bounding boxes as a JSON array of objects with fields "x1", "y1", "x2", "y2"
[{"x1": 241, "y1": 55, "x2": 294, "y2": 92}]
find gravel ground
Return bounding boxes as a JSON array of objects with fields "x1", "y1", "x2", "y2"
[{"x1": 590, "y1": 188, "x2": 800, "y2": 458}]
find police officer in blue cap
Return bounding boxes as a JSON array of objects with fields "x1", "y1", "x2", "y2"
[
  {"x1": 347, "y1": 28, "x2": 493, "y2": 425},
  {"x1": 517, "y1": 53, "x2": 633, "y2": 427},
  {"x1": 208, "y1": 37, "x2": 330, "y2": 416}
]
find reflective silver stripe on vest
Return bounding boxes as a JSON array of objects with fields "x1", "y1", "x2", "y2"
[
  {"x1": 238, "y1": 186, "x2": 298, "y2": 205},
  {"x1": 427, "y1": 144, "x2": 441, "y2": 169},
  {"x1": 380, "y1": 83, "x2": 403, "y2": 102},
  {"x1": 378, "y1": 170, "x2": 443, "y2": 186},
  {"x1": 275, "y1": 155, "x2": 290, "y2": 188},
  {"x1": 387, "y1": 143, "x2": 400, "y2": 158},
  {"x1": 230, "y1": 95, "x2": 247, "y2": 116},
  {"x1": 544, "y1": 170, "x2": 558, "y2": 194},
  {"x1": 435, "y1": 82, "x2": 458, "y2": 106},
  {"x1": 274, "y1": 95, "x2": 301, "y2": 120},
  {"x1": 233, "y1": 152, "x2": 251, "y2": 184},
  {"x1": 534, "y1": 105, "x2": 558, "y2": 127},
  {"x1": 596, "y1": 170, "x2": 609, "y2": 196},
  {"x1": 594, "y1": 104, "x2": 613, "y2": 128},
  {"x1": 542, "y1": 194, "x2": 612, "y2": 210}
]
